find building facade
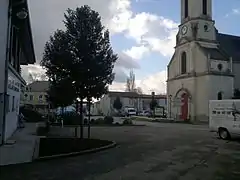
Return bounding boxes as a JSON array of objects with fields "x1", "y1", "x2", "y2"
[
  {"x1": 0, "y1": 0, "x2": 35, "y2": 144},
  {"x1": 167, "y1": 0, "x2": 240, "y2": 122},
  {"x1": 21, "y1": 81, "x2": 49, "y2": 115},
  {"x1": 94, "y1": 91, "x2": 167, "y2": 116}
]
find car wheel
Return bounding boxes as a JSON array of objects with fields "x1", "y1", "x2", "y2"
[{"x1": 218, "y1": 128, "x2": 230, "y2": 140}]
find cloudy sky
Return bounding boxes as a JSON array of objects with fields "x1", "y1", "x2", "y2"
[{"x1": 21, "y1": 0, "x2": 240, "y2": 94}]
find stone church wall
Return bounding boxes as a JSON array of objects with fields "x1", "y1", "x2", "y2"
[
  {"x1": 233, "y1": 63, "x2": 240, "y2": 90},
  {"x1": 194, "y1": 75, "x2": 234, "y2": 121}
]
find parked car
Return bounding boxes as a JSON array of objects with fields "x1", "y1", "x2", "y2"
[
  {"x1": 124, "y1": 107, "x2": 137, "y2": 116},
  {"x1": 139, "y1": 110, "x2": 150, "y2": 116}
]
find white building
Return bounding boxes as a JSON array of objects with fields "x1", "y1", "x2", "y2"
[
  {"x1": 93, "y1": 91, "x2": 167, "y2": 116},
  {"x1": 167, "y1": 0, "x2": 240, "y2": 122},
  {"x1": 0, "y1": 0, "x2": 35, "y2": 145}
]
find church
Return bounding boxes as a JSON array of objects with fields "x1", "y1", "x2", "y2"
[{"x1": 167, "y1": 0, "x2": 240, "y2": 123}]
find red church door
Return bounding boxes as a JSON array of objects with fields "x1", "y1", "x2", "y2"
[{"x1": 181, "y1": 93, "x2": 188, "y2": 121}]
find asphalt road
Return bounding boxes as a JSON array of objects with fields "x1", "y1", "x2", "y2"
[{"x1": 1, "y1": 123, "x2": 240, "y2": 180}]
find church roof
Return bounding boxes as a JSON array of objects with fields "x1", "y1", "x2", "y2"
[
  {"x1": 200, "y1": 46, "x2": 229, "y2": 61},
  {"x1": 217, "y1": 33, "x2": 240, "y2": 62}
]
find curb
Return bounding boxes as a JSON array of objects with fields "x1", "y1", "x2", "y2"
[
  {"x1": 51, "y1": 124, "x2": 146, "y2": 127},
  {"x1": 132, "y1": 118, "x2": 207, "y2": 125},
  {"x1": 135, "y1": 119, "x2": 192, "y2": 124},
  {"x1": 34, "y1": 141, "x2": 117, "y2": 162}
]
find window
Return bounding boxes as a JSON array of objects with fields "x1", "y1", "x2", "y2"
[
  {"x1": 30, "y1": 95, "x2": 33, "y2": 101},
  {"x1": 217, "y1": 92, "x2": 222, "y2": 100},
  {"x1": 202, "y1": 0, "x2": 207, "y2": 15},
  {"x1": 12, "y1": 96, "x2": 15, "y2": 112},
  {"x1": 184, "y1": 0, "x2": 188, "y2": 18},
  {"x1": 6, "y1": 94, "x2": 10, "y2": 113},
  {"x1": 39, "y1": 95, "x2": 43, "y2": 99},
  {"x1": 181, "y1": 52, "x2": 187, "y2": 74}
]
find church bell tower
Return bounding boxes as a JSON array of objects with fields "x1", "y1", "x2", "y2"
[{"x1": 177, "y1": 0, "x2": 216, "y2": 44}]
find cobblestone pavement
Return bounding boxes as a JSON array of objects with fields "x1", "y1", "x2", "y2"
[{"x1": 1, "y1": 124, "x2": 240, "y2": 180}]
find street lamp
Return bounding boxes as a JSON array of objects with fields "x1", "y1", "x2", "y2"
[
  {"x1": 151, "y1": 92, "x2": 155, "y2": 118},
  {"x1": 169, "y1": 95, "x2": 172, "y2": 118},
  {"x1": 16, "y1": 8, "x2": 28, "y2": 20}
]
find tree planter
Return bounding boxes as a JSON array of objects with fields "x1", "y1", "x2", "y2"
[{"x1": 35, "y1": 138, "x2": 116, "y2": 161}]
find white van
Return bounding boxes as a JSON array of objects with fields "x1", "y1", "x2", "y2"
[{"x1": 209, "y1": 100, "x2": 240, "y2": 140}]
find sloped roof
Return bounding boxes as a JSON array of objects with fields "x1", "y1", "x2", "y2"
[
  {"x1": 27, "y1": 81, "x2": 49, "y2": 92},
  {"x1": 217, "y1": 33, "x2": 240, "y2": 62},
  {"x1": 108, "y1": 91, "x2": 166, "y2": 99},
  {"x1": 141, "y1": 94, "x2": 166, "y2": 99},
  {"x1": 108, "y1": 91, "x2": 139, "y2": 98},
  {"x1": 200, "y1": 46, "x2": 229, "y2": 60}
]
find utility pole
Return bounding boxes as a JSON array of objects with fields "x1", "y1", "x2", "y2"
[
  {"x1": 151, "y1": 92, "x2": 155, "y2": 118},
  {"x1": 169, "y1": 95, "x2": 172, "y2": 119}
]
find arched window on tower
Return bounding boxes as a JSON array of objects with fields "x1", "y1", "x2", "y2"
[
  {"x1": 202, "y1": 0, "x2": 207, "y2": 15},
  {"x1": 217, "y1": 92, "x2": 222, "y2": 100},
  {"x1": 184, "y1": 0, "x2": 188, "y2": 18},
  {"x1": 181, "y1": 52, "x2": 187, "y2": 74}
]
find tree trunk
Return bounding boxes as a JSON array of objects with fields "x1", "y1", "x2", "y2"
[
  {"x1": 75, "y1": 102, "x2": 78, "y2": 137},
  {"x1": 80, "y1": 98, "x2": 84, "y2": 139},
  {"x1": 87, "y1": 99, "x2": 91, "y2": 139}
]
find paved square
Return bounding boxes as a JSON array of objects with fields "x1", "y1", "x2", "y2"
[{"x1": 1, "y1": 123, "x2": 240, "y2": 180}]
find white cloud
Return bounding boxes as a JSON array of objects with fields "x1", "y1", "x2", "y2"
[
  {"x1": 136, "y1": 70, "x2": 167, "y2": 94},
  {"x1": 123, "y1": 45, "x2": 149, "y2": 60},
  {"x1": 114, "y1": 52, "x2": 140, "y2": 69},
  {"x1": 225, "y1": 8, "x2": 240, "y2": 17},
  {"x1": 21, "y1": 64, "x2": 47, "y2": 83},
  {"x1": 113, "y1": 67, "x2": 128, "y2": 83},
  {"x1": 109, "y1": 82, "x2": 127, "y2": 92},
  {"x1": 123, "y1": 12, "x2": 178, "y2": 57},
  {"x1": 110, "y1": 70, "x2": 167, "y2": 94},
  {"x1": 233, "y1": 9, "x2": 240, "y2": 15},
  {"x1": 108, "y1": 0, "x2": 133, "y2": 33}
]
